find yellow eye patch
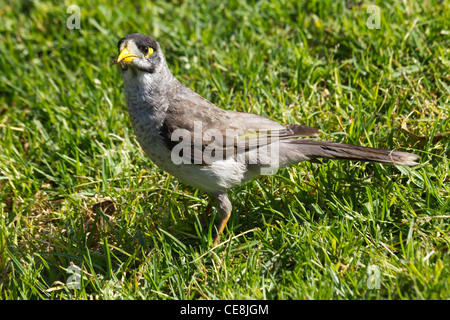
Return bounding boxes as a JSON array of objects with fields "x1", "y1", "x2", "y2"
[{"x1": 145, "y1": 47, "x2": 154, "y2": 57}]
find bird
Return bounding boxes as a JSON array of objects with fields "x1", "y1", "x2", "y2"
[{"x1": 114, "y1": 33, "x2": 419, "y2": 246}]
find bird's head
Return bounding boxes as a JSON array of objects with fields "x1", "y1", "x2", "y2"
[{"x1": 114, "y1": 33, "x2": 164, "y2": 74}]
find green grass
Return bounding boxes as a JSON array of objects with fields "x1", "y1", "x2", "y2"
[{"x1": 0, "y1": 0, "x2": 449, "y2": 299}]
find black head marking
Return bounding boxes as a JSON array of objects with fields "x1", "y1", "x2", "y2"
[{"x1": 118, "y1": 33, "x2": 158, "y2": 53}]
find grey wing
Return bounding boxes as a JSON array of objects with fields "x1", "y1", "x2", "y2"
[
  {"x1": 159, "y1": 87, "x2": 319, "y2": 164},
  {"x1": 226, "y1": 110, "x2": 320, "y2": 149}
]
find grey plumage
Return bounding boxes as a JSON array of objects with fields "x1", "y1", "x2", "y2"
[{"x1": 115, "y1": 33, "x2": 419, "y2": 245}]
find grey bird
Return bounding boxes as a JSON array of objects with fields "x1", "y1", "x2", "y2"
[{"x1": 114, "y1": 33, "x2": 419, "y2": 246}]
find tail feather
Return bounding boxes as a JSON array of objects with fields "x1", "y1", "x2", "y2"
[{"x1": 291, "y1": 139, "x2": 419, "y2": 166}]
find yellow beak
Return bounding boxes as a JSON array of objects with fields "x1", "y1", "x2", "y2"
[{"x1": 115, "y1": 47, "x2": 139, "y2": 64}]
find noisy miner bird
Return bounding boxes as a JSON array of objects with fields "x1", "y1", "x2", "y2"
[{"x1": 114, "y1": 33, "x2": 419, "y2": 246}]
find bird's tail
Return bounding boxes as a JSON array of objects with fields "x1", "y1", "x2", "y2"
[{"x1": 289, "y1": 139, "x2": 419, "y2": 166}]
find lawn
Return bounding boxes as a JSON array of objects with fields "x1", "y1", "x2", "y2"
[{"x1": 0, "y1": 0, "x2": 449, "y2": 299}]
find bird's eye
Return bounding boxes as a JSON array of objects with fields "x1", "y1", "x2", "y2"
[{"x1": 144, "y1": 46, "x2": 154, "y2": 57}]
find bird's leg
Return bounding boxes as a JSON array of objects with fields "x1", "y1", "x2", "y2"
[{"x1": 213, "y1": 192, "x2": 232, "y2": 246}]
